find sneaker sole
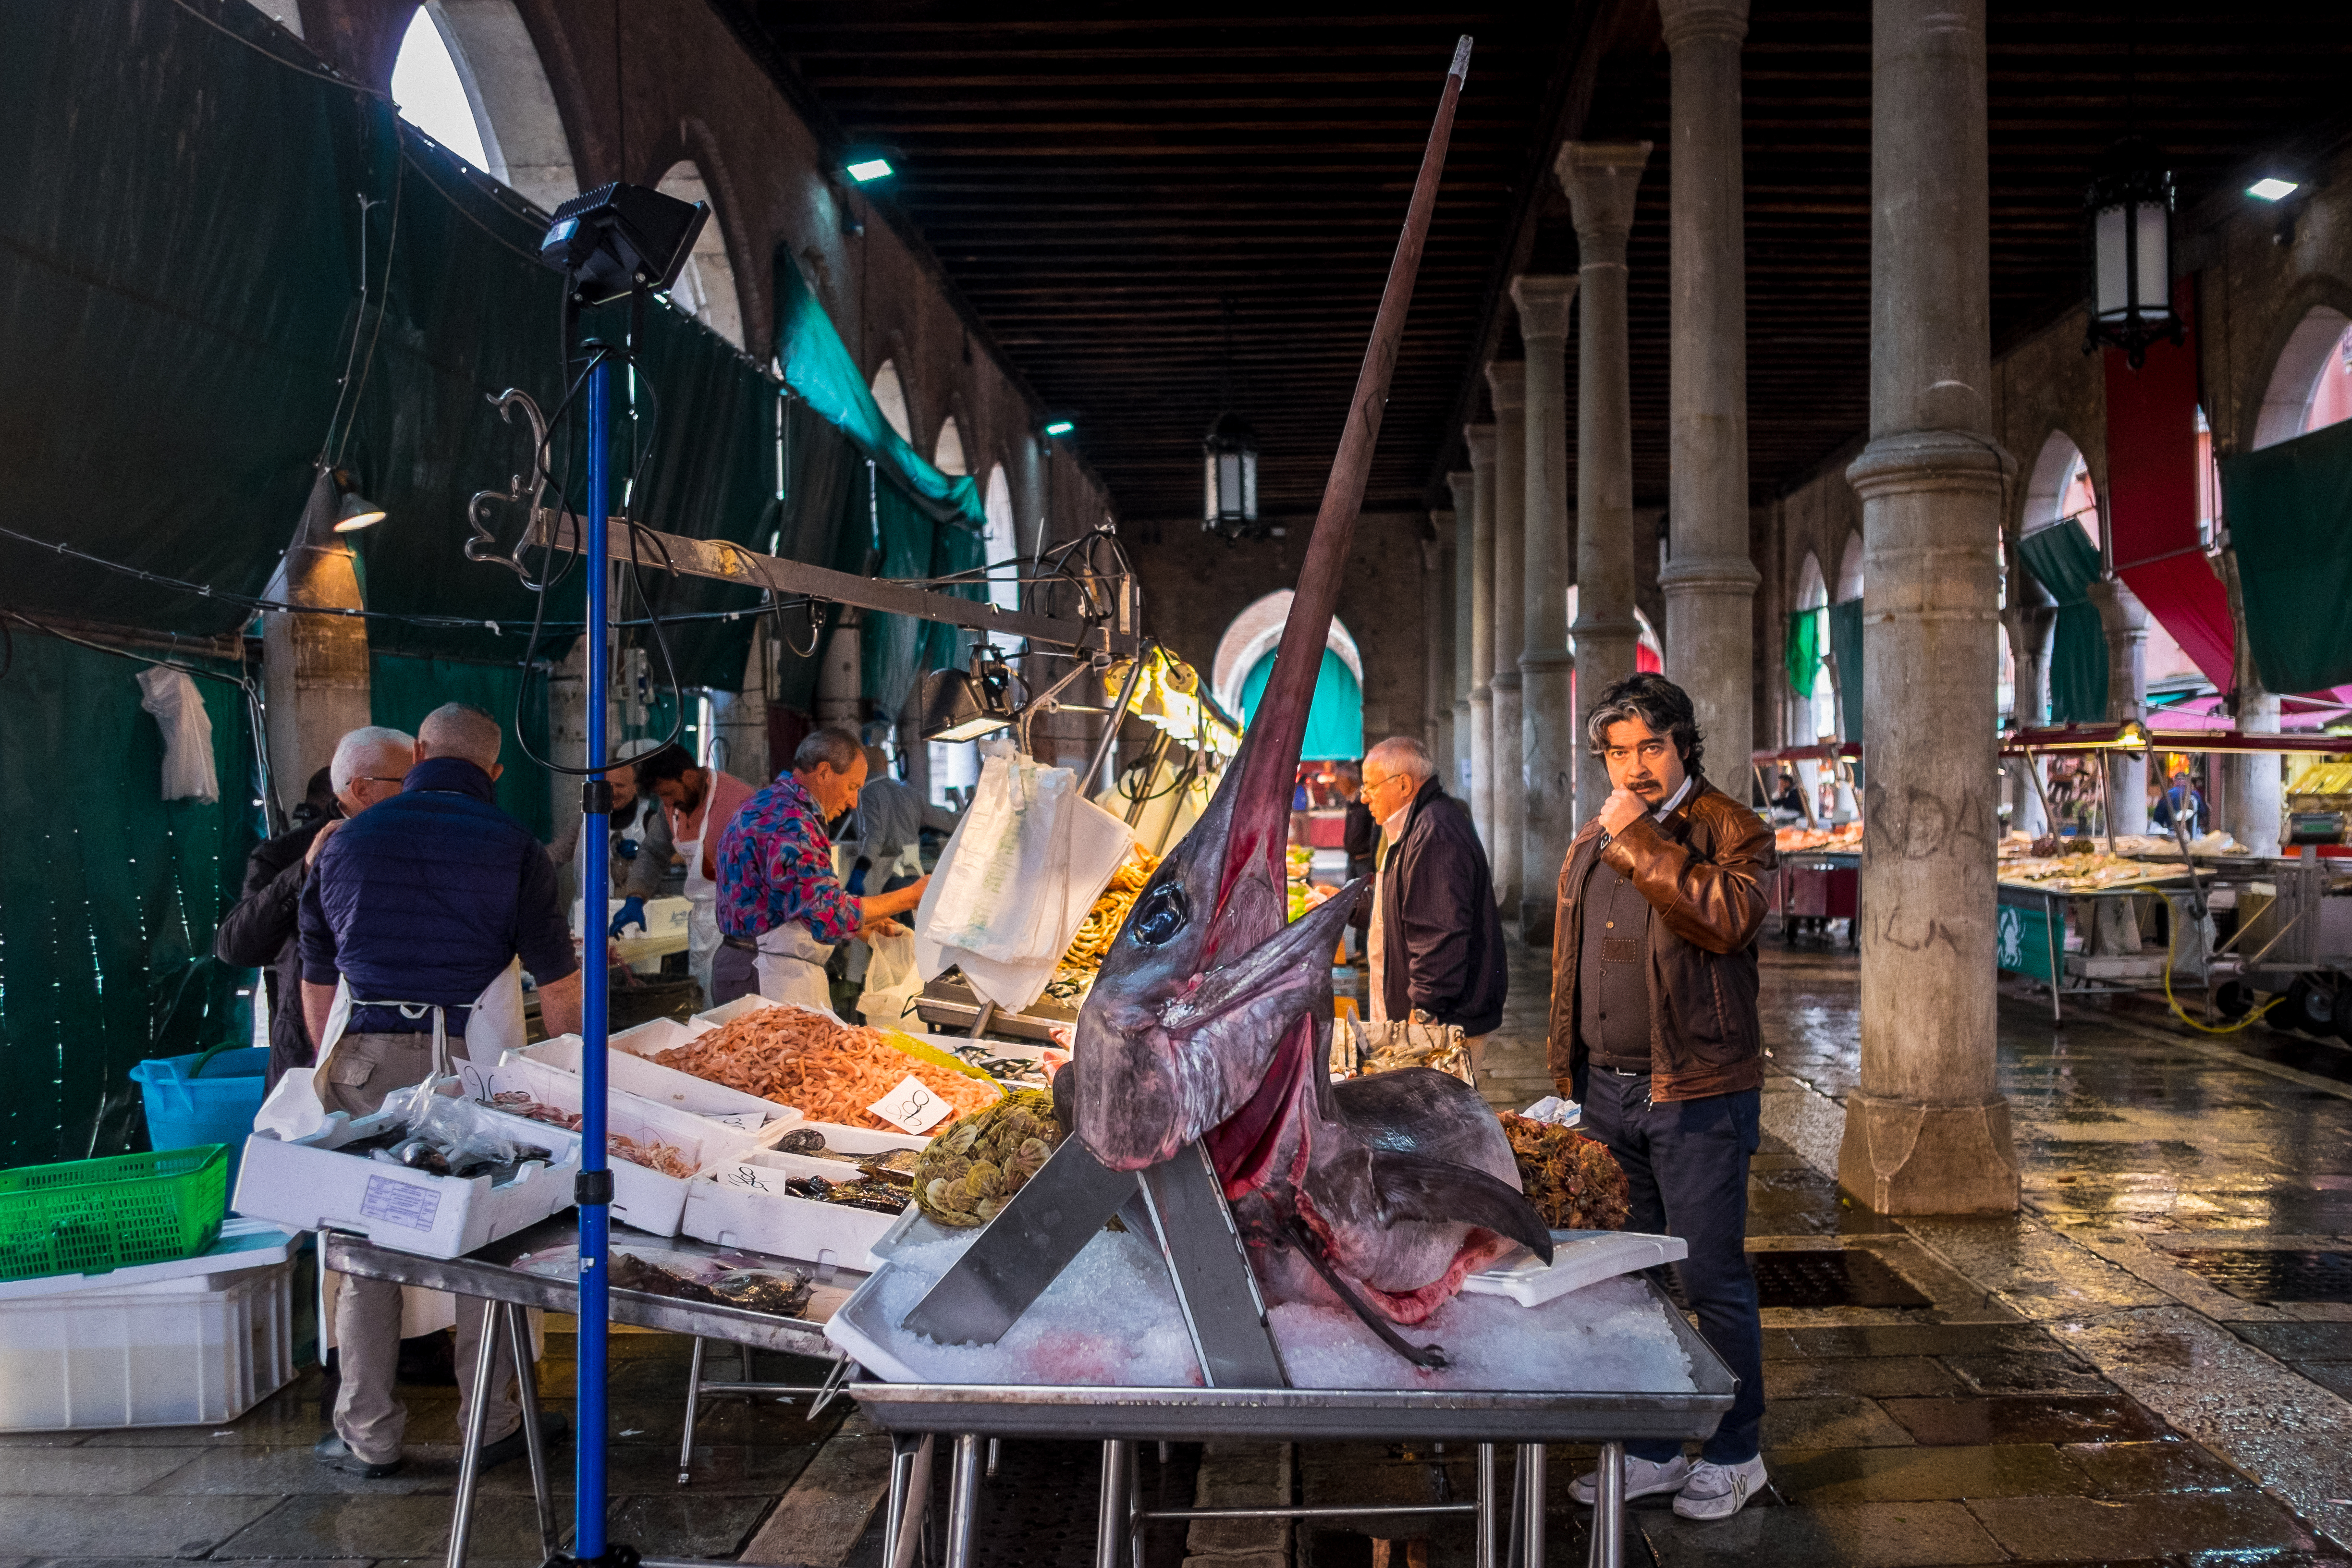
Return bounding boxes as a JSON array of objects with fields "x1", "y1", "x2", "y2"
[{"x1": 1570, "y1": 1475, "x2": 1690, "y2": 1507}]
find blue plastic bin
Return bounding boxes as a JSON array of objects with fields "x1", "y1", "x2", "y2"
[{"x1": 131, "y1": 1047, "x2": 270, "y2": 1198}]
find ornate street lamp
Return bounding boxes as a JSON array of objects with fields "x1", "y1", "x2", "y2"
[
  {"x1": 2083, "y1": 138, "x2": 2181, "y2": 368},
  {"x1": 1202, "y1": 411, "x2": 1260, "y2": 542}
]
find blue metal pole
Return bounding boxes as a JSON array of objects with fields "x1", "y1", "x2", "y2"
[{"x1": 576, "y1": 346, "x2": 613, "y2": 1562}]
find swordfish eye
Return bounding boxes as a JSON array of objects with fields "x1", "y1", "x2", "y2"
[{"x1": 1128, "y1": 881, "x2": 1189, "y2": 948}]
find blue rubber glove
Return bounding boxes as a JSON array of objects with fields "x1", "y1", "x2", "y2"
[{"x1": 608, "y1": 896, "x2": 647, "y2": 938}]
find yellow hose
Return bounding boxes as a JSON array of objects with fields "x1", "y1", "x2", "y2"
[{"x1": 2161, "y1": 931, "x2": 2281, "y2": 1035}]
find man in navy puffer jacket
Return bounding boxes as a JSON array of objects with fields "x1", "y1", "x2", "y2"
[{"x1": 297, "y1": 702, "x2": 582, "y2": 1478}]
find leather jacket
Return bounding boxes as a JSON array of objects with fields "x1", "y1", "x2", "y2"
[{"x1": 1545, "y1": 776, "x2": 1775, "y2": 1102}]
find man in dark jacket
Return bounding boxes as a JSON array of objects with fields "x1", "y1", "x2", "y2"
[
  {"x1": 213, "y1": 730, "x2": 414, "y2": 1091},
  {"x1": 1549, "y1": 672, "x2": 1774, "y2": 1520},
  {"x1": 1357, "y1": 737, "x2": 1507, "y2": 1059}
]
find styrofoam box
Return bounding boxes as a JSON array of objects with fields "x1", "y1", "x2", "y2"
[
  {"x1": 512, "y1": 1025, "x2": 801, "y2": 1123},
  {"x1": 234, "y1": 1103, "x2": 580, "y2": 1260},
  {"x1": 0, "y1": 1257, "x2": 294, "y2": 1431},
  {"x1": 572, "y1": 894, "x2": 692, "y2": 940},
  {"x1": 682, "y1": 1121, "x2": 927, "y2": 1272},
  {"x1": 457, "y1": 1055, "x2": 761, "y2": 1237}
]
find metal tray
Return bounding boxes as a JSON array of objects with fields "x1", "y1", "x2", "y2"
[{"x1": 841, "y1": 1275, "x2": 1735, "y2": 1445}]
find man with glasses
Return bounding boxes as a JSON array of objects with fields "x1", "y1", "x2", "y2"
[
  {"x1": 1549, "y1": 672, "x2": 1775, "y2": 1520},
  {"x1": 1357, "y1": 736, "x2": 1507, "y2": 1070}
]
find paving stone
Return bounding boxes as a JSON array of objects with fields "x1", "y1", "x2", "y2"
[
  {"x1": 1762, "y1": 1443, "x2": 2095, "y2": 1503},
  {"x1": 2301, "y1": 1361, "x2": 2352, "y2": 1398},
  {"x1": 0, "y1": 1449, "x2": 206, "y2": 1495},
  {"x1": 607, "y1": 1491, "x2": 772, "y2": 1557},
  {"x1": 1879, "y1": 1395, "x2": 2168, "y2": 1446},
  {"x1": 2232, "y1": 1321, "x2": 2352, "y2": 1360},
  {"x1": 1758, "y1": 1396, "x2": 1917, "y2": 1449},
  {"x1": 207, "y1": 1491, "x2": 552, "y2": 1560},
  {"x1": 1761, "y1": 1323, "x2": 2055, "y2": 1361},
  {"x1": 129, "y1": 1444, "x2": 447, "y2": 1496},
  {"x1": 1967, "y1": 1491, "x2": 2318, "y2": 1560},
  {"x1": 1764, "y1": 1356, "x2": 1965, "y2": 1399},
  {"x1": 1637, "y1": 1498, "x2": 2008, "y2": 1568},
  {"x1": 2059, "y1": 1437, "x2": 2247, "y2": 1494},
  {"x1": 1938, "y1": 1347, "x2": 2114, "y2": 1395},
  {"x1": 0, "y1": 1496, "x2": 284, "y2": 1557}
]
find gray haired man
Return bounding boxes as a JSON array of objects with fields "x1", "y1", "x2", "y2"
[{"x1": 1357, "y1": 736, "x2": 1507, "y2": 1066}]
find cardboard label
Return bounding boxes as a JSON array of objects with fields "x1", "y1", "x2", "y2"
[
  {"x1": 359, "y1": 1174, "x2": 442, "y2": 1233},
  {"x1": 867, "y1": 1074, "x2": 953, "y2": 1135},
  {"x1": 720, "y1": 1163, "x2": 778, "y2": 1194}
]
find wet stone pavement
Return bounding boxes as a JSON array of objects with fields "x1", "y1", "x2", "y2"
[{"x1": 15, "y1": 940, "x2": 2352, "y2": 1567}]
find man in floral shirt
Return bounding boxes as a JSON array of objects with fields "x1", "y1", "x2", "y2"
[{"x1": 711, "y1": 728, "x2": 929, "y2": 1009}]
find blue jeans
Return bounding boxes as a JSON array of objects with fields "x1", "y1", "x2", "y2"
[{"x1": 1578, "y1": 1068, "x2": 1764, "y2": 1465}]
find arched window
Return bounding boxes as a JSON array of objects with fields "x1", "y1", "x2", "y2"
[
  {"x1": 390, "y1": 1, "x2": 577, "y2": 214},
  {"x1": 934, "y1": 416, "x2": 968, "y2": 477},
  {"x1": 871, "y1": 361, "x2": 913, "y2": 444},
  {"x1": 982, "y1": 465, "x2": 1018, "y2": 615},
  {"x1": 2255, "y1": 306, "x2": 2352, "y2": 449},
  {"x1": 1793, "y1": 552, "x2": 1835, "y2": 743},
  {"x1": 652, "y1": 162, "x2": 744, "y2": 348},
  {"x1": 1212, "y1": 592, "x2": 1365, "y2": 761},
  {"x1": 1834, "y1": 531, "x2": 1864, "y2": 603}
]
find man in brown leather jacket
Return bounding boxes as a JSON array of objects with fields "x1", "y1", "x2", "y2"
[{"x1": 1549, "y1": 672, "x2": 1775, "y2": 1520}]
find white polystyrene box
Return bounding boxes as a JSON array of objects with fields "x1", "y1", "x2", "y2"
[
  {"x1": 0, "y1": 1257, "x2": 294, "y2": 1431},
  {"x1": 680, "y1": 1122, "x2": 927, "y2": 1273},
  {"x1": 510, "y1": 1028, "x2": 799, "y2": 1124}
]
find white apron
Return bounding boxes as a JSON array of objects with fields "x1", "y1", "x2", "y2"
[
  {"x1": 753, "y1": 922, "x2": 836, "y2": 1013},
  {"x1": 677, "y1": 817, "x2": 721, "y2": 1004}
]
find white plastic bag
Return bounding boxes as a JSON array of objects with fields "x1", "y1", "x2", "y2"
[
  {"x1": 135, "y1": 665, "x2": 219, "y2": 803},
  {"x1": 922, "y1": 748, "x2": 1077, "y2": 964},
  {"x1": 856, "y1": 929, "x2": 922, "y2": 1025}
]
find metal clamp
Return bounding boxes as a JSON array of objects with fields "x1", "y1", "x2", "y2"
[{"x1": 465, "y1": 389, "x2": 551, "y2": 584}]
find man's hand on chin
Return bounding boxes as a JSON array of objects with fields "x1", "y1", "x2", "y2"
[{"x1": 1599, "y1": 787, "x2": 1650, "y2": 838}]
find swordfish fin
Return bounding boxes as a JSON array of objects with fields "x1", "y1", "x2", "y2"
[{"x1": 1369, "y1": 1151, "x2": 1556, "y2": 1264}]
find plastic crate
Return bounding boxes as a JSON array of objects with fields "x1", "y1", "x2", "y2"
[
  {"x1": 131, "y1": 1048, "x2": 269, "y2": 1197},
  {"x1": 0, "y1": 1256, "x2": 294, "y2": 1431},
  {"x1": 0, "y1": 1145, "x2": 228, "y2": 1282}
]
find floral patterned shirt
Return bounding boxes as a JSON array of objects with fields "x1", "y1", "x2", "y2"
[{"x1": 714, "y1": 773, "x2": 862, "y2": 943}]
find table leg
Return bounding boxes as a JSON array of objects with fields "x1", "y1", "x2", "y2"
[
  {"x1": 1475, "y1": 1444, "x2": 1497, "y2": 1568},
  {"x1": 987, "y1": 1436, "x2": 1001, "y2": 1478},
  {"x1": 2046, "y1": 893, "x2": 2064, "y2": 1024},
  {"x1": 885, "y1": 1432, "x2": 933, "y2": 1568},
  {"x1": 502, "y1": 1304, "x2": 558, "y2": 1561},
  {"x1": 677, "y1": 1335, "x2": 707, "y2": 1486},
  {"x1": 946, "y1": 1433, "x2": 983, "y2": 1568},
  {"x1": 1517, "y1": 1443, "x2": 1545, "y2": 1568},
  {"x1": 1095, "y1": 1438, "x2": 1133, "y2": 1568},
  {"x1": 444, "y1": 1298, "x2": 503, "y2": 1568},
  {"x1": 1586, "y1": 1441, "x2": 1623, "y2": 1568}
]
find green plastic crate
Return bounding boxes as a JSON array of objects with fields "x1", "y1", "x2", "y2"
[{"x1": 0, "y1": 1145, "x2": 229, "y2": 1282}]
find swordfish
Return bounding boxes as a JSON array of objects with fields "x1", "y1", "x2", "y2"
[{"x1": 1071, "y1": 34, "x2": 1551, "y2": 1347}]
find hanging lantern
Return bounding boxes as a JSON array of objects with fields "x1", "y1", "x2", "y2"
[
  {"x1": 1202, "y1": 412, "x2": 1261, "y2": 541},
  {"x1": 2083, "y1": 138, "x2": 2181, "y2": 369}
]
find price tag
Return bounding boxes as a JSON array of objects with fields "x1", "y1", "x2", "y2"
[{"x1": 867, "y1": 1074, "x2": 952, "y2": 1136}]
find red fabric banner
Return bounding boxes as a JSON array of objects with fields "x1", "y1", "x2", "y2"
[{"x1": 2103, "y1": 286, "x2": 2236, "y2": 686}]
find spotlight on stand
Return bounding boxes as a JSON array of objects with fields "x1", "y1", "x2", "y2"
[
  {"x1": 330, "y1": 468, "x2": 385, "y2": 533},
  {"x1": 2082, "y1": 138, "x2": 2181, "y2": 369},
  {"x1": 539, "y1": 182, "x2": 709, "y2": 308},
  {"x1": 921, "y1": 649, "x2": 1017, "y2": 742},
  {"x1": 1202, "y1": 411, "x2": 1262, "y2": 543}
]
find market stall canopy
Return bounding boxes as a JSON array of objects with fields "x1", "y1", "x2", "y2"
[{"x1": 2219, "y1": 417, "x2": 2352, "y2": 696}]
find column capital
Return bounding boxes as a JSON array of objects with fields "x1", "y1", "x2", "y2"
[
  {"x1": 1485, "y1": 359, "x2": 1526, "y2": 415},
  {"x1": 2086, "y1": 574, "x2": 2150, "y2": 634},
  {"x1": 1845, "y1": 429, "x2": 2016, "y2": 503},
  {"x1": 1508, "y1": 274, "x2": 1579, "y2": 343},
  {"x1": 1655, "y1": 0, "x2": 1750, "y2": 51},
  {"x1": 1657, "y1": 552, "x2": 1763, "y2": 594},
  {"x1": 1446, "y1": 467, "x2": 1477, "y2": 514},
  {"x1": 1555, "y1": 141, "x2": 1652, "y2": 266},
  {"x1": 1462, "y1": 425, "x2": 1497, "y2": 470}
]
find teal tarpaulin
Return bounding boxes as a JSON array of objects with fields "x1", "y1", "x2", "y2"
[
  {"x1": 2218, "y1": 419, "x2": 2352, "y2": 694},
  {"x1": 2017, "y1": 521, "x2": 2108, "y2": 723},
  {"x1": 1827, "y1": 599, "x2": 1865, "y2": 742},
  {"x1": 1240, "y1": 647, "x2": 1364, "y2": 761}
]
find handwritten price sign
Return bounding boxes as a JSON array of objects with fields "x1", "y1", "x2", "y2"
[{"x1": 868, "y1": 1074, "x2": 952, "y2": 1135}]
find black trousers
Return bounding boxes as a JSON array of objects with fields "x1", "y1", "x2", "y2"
[{"x1": 1579, "y1": 1067, "x2": 1765, "y2": 1465}]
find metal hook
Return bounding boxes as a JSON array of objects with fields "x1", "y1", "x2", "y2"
[{"x1": 464, "y1": 388, "x2": 552, "y2": 584}]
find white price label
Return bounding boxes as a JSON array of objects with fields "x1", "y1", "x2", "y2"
[{"x1": 867, "y1": 1074, "x2": 952, "y2": 1135}]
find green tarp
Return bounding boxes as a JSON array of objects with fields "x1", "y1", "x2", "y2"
[
  {"x1": 369, "y1": 655, "x2": 554, "y2": 841},
  {"x1": 0, "y1": 633, "x2": 259, "y2": 1167},
  {"x1": 2218, "y1": 418, "x2": 2352, "y2": 694},
  {"x1": 1784, "y1": 609, "x2": 1823, "y2": 708},
  {"x1": 1241, "y1": 647, "x2": 1364, "y2": 761},
  {"x1": 2017, "y1": 520, "x2": 2108, "y2": 724},
  {"x1": 1828, "y1": 598, "x2": 1865, "y2": 743}
]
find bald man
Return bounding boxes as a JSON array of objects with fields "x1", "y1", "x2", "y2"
[{"x1": 297, "y1": 701, "x2": 579, "y2": 1480}]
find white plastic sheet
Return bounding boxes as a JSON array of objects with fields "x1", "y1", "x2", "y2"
[
  {"x1": 135, "y1": 665, "x2": 218, "y2": 803},
  {"x1": 923, "y1": 749, "x2": 1076, "y2": 964}
]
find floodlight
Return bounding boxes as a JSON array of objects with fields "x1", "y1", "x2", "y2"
[
  {"x1": 330, "y1": 469, "x2": 385, "y2": 532},
  {"x1": 1042, "y1": 419, "x2": 1075, "y2": 438},
  {"x1": 921, "y1": 651, "x2": 1017, "y2": 743},
  {"x1": 846, "y1": 158, "x2": 894, "y2": 184},
  {"x1": 2248, "y1": 177, "x2": 2300, "y2": 202},
  {"x1": 539, "y1": 182, "x2": 710, "y2": 307}
]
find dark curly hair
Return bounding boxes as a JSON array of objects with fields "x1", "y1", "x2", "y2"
[{"x1": 1584, "y1": 672, "x2": 1705, "y2": 776}]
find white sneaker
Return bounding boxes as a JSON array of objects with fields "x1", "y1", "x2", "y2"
[
  {"x1": 1671, "y1": 1456, "x2": 1768, "y2": 1520},
  {"x1": 1568, "y1": 1452, "x2": 1689, "y2": 1506}
]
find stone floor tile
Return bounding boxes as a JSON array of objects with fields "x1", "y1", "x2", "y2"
[
  {"x1": 1937, "y1": 1347, "x2": 2114, "y2": 1395},
  {"x1": 1879, "y1": 1394, "x2": 2168, "y2": 1446},
  {"x1": 1902, "y1": 1216, "x2": 2178, "y2": 1319},
  {"x1": 1762, "y1": 1443, "x2": 2095, "y2": 1503},
  {"x1": 2301, "y1": 1361, "x2": 2352, "y2": 1398},
  {"x1": 1967, "y1": 1491, "x2": 2320, "y2": 1560},
  {"x1": 1762, "y1": 1323, "x2": 2052, "y2": 1361},
  {"x1": 1758, "y1": 1396, "x2": 1917, "y2": 1449},
  {"x1": 0, "y1": 1449, "x2": 205, "y2": 1495},
  {"x1": 1763, "y1": 1356, "x2": 1964, "y2": 1399},
  {"x1": 1637, "y1": 1498, "x2": 2008, "y2": 1568},
  {"x1": 0, "y1": 1495, "x2": 284, "y2": 1557},
  {"x1": 207, "y1": 1491, "x2": 552, "y2": 1560},
  {"x1": 2233, "y1": 1322, "x2": 2352, "y2": 1360},
  {"x1": 605, "y1": 1492, "x2": 773, "y2": 1557},
  {"x1": 2059, "y1": 1437, "x2": 2247, "y2": 1494},
  {"x1": 133, "y1": 1443, "x2": 453, "y2": 1496}
]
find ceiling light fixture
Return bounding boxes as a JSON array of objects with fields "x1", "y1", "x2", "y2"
[
  {"x1": 845, "y1": 157, "x2": 894, "y2": 184},
  {"x1": 330, "y1": 468, "x2": 386, "y2": 533},
  {"x1": 2247, "y1": 177, "x2": 2300, "y2": 202},
  {"x1": 1042, "y1": 419, "x2": 1075, "y2": 438},
  {"x1": 2082, "y1": 138, "x2": 2181, "y2": 369}
]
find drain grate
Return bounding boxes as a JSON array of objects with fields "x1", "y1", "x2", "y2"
[
  {"x1": 1747, "y1": 1248, "x2": 1932, "y2": 1309},
  {"x1": 2168, "y1": 1249, "x2": 2352, "y2": 1304}
]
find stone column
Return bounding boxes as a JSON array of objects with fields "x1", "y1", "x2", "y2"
[
  {"x1": 1838, "y1": 0, "x2": 2018, "y2": 1215},
  {"x1": 1512, "y1": 275, "x2": 1580, "y2": 943},
  {"x1": 1657, "y1": 0, "x2": 1761, "y2": 780},
  {"x1": 2218, "y1": 549, "x2": 2282, "y2": 851},
  {"x1": 2089, "y1": 576, "x2": 2150, "y2": 834},
  {"x1": 1423, "y1": 527, "x2": 1457, "y2": 765},
  {"x1": 1485, "y1": 362, "x2": 1528, "y2": 916},
  {"x1": 2001, "y1": 593, "x2": 2055, "y2": 837},
  {"x1": 260, "y1": 469, "x2": 370, "y2": 821},
  {"x1": 1450, "y1": 469, "x2": 1478, "y2": 802},
  {"x1": 1555, "y1": 144, "x2": 1652, "y2": 852},
  {"x1": 1464, "y1": 427, "x2": 1499, "y2": 850}
]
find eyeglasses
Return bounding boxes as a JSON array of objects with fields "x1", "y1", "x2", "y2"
[{"x1": 354, "y1": 776, "x2": 405, "y2": 786}]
